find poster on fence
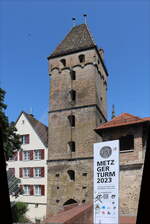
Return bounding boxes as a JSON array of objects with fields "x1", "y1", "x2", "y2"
[{"x1": 93, "y1": 140, "x2": 119, "y2": 224}]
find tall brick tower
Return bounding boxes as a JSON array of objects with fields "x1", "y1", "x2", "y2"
[{"x1": 47, "y1": 23, "x2": 108, "y2": 215}]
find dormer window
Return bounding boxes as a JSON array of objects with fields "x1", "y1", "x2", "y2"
[
  {"x1": 79, "y1": 54, "x2": 85, "y2": 63},
  {"x1": 67, "y1": 115, "x2": 75, "y2": 127},
  {"x1": 68, "y1": 141, "x2": 75, "y2": 152},
  {"x1": 60, "y1": 59, "x2": 66, "y2": 67}
]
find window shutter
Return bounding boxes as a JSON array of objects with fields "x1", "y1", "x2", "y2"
[
  {"x1": 19, "y1": 185, "x2": 23, "y2": 194},
  {"x1": 19, "y1": 151, "x2": 23, "y2": 160},
  {"x1": 30, "y1": 168, "x2": 34, "y2": 177},
  {"x1": 41, "y1": 149, "x2": 44, "y2": 160},
  {"x1": 41, "y1": 185, "x2": 45, "y2": 196},
  {"x1": 41, "y1": 167, "x2": 44, "y2": 177},
  {"x1": 26, "y1": 135, "x2": 30, "y2": 144},
  {"x1": 30, "y1": 150, "x2": 33, "y2": 160},
  {"x1": 30, "y1": 185, "x2": 34, "y2": 195},
  {"x1": 13, "y1": 152, "x2": 17, "y2": 161},
  {"x1": 19, "y1": 168, "x2": 23, "y2": 177}
]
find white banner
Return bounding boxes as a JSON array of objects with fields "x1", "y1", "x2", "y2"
[{"x1": 93, "y1": 140, "x2": 119, "y2": 224}]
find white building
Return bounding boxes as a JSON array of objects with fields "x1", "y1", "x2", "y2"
[{"x1": 7, "y1": 111, "x2": 48, "y2": 223}]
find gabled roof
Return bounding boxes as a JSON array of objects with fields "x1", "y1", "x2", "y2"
[
  {"x1": 48, "y1": 24, "x2": 96, "y2": 59},
  {"x1": 17, "y1": 111, "x2": 48, "y2": 147},
  {"x1": 95, "y1": 113, "x2": 150, "y2": 132}
]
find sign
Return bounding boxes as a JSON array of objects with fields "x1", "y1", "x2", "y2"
[{"x1": 93, "y1": 140, "x2": 119, "y2": 224}]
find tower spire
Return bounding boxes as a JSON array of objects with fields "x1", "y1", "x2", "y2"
[
  {"x1": 111, "y1": 104, "x2": 115, "y2": 119},
  {"x1": 72, "y1": 17, "x2": 76, "y2": 27},
  {"x1": 83, "y1": 14, "x2": 87, "y2": 25}
]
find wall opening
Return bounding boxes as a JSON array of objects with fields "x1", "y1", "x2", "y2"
[
  {"x1": 60, "y1": 59, "x2": 66, "y2": 67},
  {"x1": 68, "y1": 141, "x2": 75, "y2": 152},
  {"x1": 67, "y1": 170, "x2": 75, "y2": 181},
  {"x1": 69, "y1": 89, "x2": 76, "y2": 102},
  {"x1": 120, "y1": 135, "x2": 134, "y2": 151},
  {"x1": 79, "y1": 54, "x2": 85, "y2": 63},
  {"x1": 63, "y1": 199, "x2": 77, "y2": 206},
  {"x1": 68, "y1": 115, "x2": 75, "y2": 127},
  {"x1": 70, "y1": 70, "x2": 76, "y2": 80}
]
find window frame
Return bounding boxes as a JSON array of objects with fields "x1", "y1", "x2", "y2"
[{"x1": 23, "y1": 151, "x2": 30, "y2": 161}]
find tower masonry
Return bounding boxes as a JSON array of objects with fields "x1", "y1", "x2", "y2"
[{"x1": 47, "y1": 24, "x2": 109, "y2": 215}]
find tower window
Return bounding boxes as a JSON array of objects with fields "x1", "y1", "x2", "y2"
[
  {"x1": 68, "y1": 115, "x2": 75, "y2": 127},
  {"x1": 79, "y1": 54, "x2": 85, "y2": 63},
  {"x1": 68, "y1": 141, "x2": 75, "y2": 152},
  {"x1": 119, "y1": 135, "x2": 134, "y2": 151},
  {"x1": 82, "y1": 173, "x2": 87, "y2": 176},
  {"x1": 67, "y1": 170, "x2": 75, "y2": 181},
  {"x1": 56, "y1": 173, "x2": 60, "y2": 177},
  {"x1": 70, "y1": 70, "x2": 76, "y2": 80},
  {"x1": 60, "y1": 59, "x2": 66, "y2": 67},
  {"x1": 69, "y1": 89, "x2": 76, "y2": 102}
]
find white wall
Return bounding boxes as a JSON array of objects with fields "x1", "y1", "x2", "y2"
[{"x1": 7, "y1": 113, "x2": 48, "y2": 222}]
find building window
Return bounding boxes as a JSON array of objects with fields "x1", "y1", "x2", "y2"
[
  {"x1": 21, "y1": 135, "x2": 29, "y2": 144},
  {"x1": 68, "y1": 115, "x2": 75, "y2": 127},
  {"x1": 34, "y1": 150, "x2": 41, "y2": 160},
  {"x1": 69, "y1": 89, "x2": 76, "y2": 102},
  {"x1": 67, "y1": 170, "x2": 75, "y2": 181},
  {"x1": 23, "y1": 185, "x2": 30, "y2": 195},
  {"x1": 79, "y1": 54, "x2": 85, "y2": 63},
  {"x1": 56, "y1": 173, "x2": 59, "y2": 177},
  {"x1": 34, "y1": 168, "x2": 41, "y2": 177},
  {"x1": 34, "y1": 185, "x2": 41, "y2": 196},
  {"x1": 23, "y1": 151, "x2": 30, "y2": 161},
  {"x1": 68, "y1": 141, "x2": 75, "y2": 152},
  {"x1": 82, "y1": 173, "x2": 87, "y2": 176},
  {"x1": 56, "y1": 200, "x2": 60, "y2": 203},
  {"x1": 8, "y1": 168, "x2": 15, "y2": 176},
  {"x1": 23, "y1": 168, "x2": 30, "y2": 177},
  {"x1": 70, "y1": 70, "x2": 76, "y2": 80},
  {"x1": 120, "y1": 135, "x2": 134, "y2": 151},
  {"x1": 60, "y1": 59, "x2": 66, "y2": 67},
  {"x1": 82, "y1": 200, "x2": 86, "y2": 203},
  {"x1": 82, "y1": 186, "x2": 87, "y2": 189}
]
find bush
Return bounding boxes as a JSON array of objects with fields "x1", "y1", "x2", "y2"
[{"x1": 11, "y1": 201, "x2": 29, "y2": 223}]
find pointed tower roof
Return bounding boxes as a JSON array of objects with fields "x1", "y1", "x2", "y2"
[{"x1": 48, "y1": 24, "x2": 96, "y2": 59}]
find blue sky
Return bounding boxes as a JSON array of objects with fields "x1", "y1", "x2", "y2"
[{"x1": 0, "y1": 0, "x2": 150, "y2": 125}]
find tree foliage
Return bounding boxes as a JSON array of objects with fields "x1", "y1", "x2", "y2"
[
  {"x1": 0, "y1": 88, "x2": 21, "y2": 160},
  {"x1": 11, "y1": 201, "x2": 30, "y2": 223}
]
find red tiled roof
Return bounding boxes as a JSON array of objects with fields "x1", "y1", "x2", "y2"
[{"x1": 95, "y1": 113, "x2": 150, "y2": 131}]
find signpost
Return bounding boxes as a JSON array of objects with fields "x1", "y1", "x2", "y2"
[{"x1": 93, "y1": 140, "x2": 119, "y2": 224}]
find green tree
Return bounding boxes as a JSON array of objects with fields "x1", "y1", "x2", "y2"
[
  {"x1": 0, "y1": 88, "x2": 21, "y2": 160},
  {"x1": 11, "y1": 201, "x2": 30, "y2": 223}
]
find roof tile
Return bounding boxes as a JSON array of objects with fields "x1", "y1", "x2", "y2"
[
  {"x1": 95, "y1": 113, "x2": 150, "y2": 131},
  {"x1": 49, "y1": 24, "x2": 96, "y2": 58}
]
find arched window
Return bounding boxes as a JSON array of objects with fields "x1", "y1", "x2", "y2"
[
  {"x1": 67, "y1": 115, "x2": 75, "y2": 127},
  {"x1": 68, "y1": 141, "x2": 75, "y2": 152},
  {"x1": 60, "y1": 59, "x2": 66, "y2": 67},
  {"x1": 79, "y1": 54, "x2": 85, "y2": 63},
  {"x1": 67, "y1": 170, "x2": 75, "y2": 181},
  {"x1": 63, "y1": 199, "x2": 77, "y2": 206}
]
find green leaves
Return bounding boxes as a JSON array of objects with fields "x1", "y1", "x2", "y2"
[{"x1": 0, "y1": 88, "x2": 22, "y2": 160}]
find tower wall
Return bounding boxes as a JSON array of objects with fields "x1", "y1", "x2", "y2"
[{"x1": 47, "y1": 39, "x2": 108, "y2": 215}]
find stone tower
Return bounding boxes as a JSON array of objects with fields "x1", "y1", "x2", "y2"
[{"x1": 47, "y1": 24, "x2": 108, "y2": 215}]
